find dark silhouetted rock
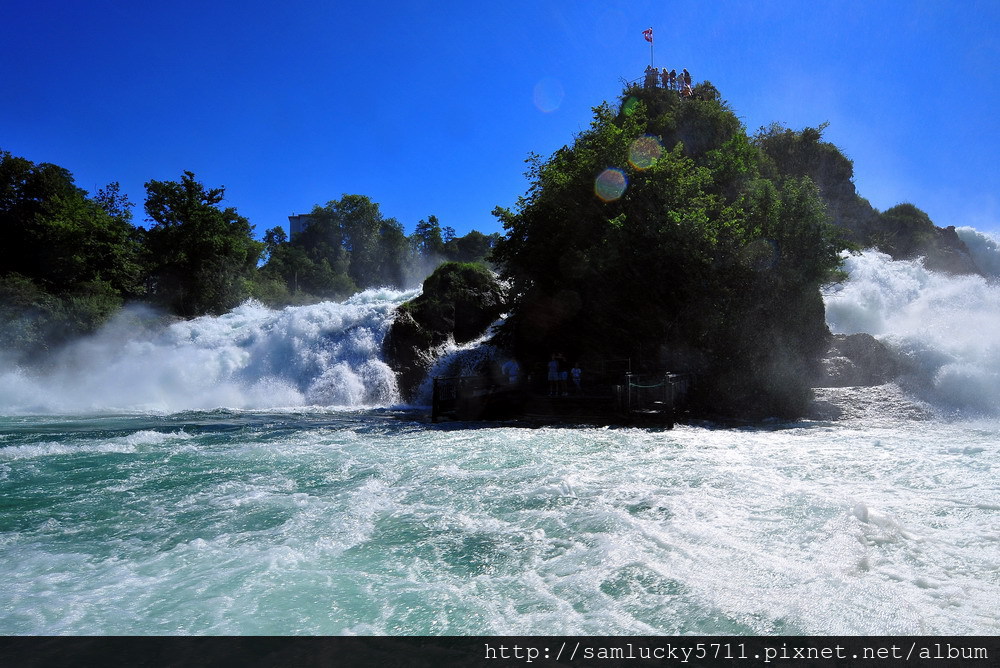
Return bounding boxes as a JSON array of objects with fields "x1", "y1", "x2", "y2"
[
  {"x1": 922, "y1": 225, "x2": 981, "y2": 275},
  {"x1": 383, "y1": 262, "x2": 506, "y2": 402}
]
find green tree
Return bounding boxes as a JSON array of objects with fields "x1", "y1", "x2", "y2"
[
  {"x1": 0, "y1": 151, "x2": 146, "y2": 354},
  {"x1": 444, "y1": 230, "x2": 499, "y2": 264},
  {"x1": 754, "y1": 123, "x2": 878, "y2": 244},
  {"x1": 308, "y1": 194, "x2": 412, "y2": 289},
  {"x1": 492, "y1": 83, "x2": 845, "y2": 417},
  {"x1": 143, "y1": 171, "x2": 263, "y2": 317},
  {"x1": 412, "y1": 215, "x2": 445, "y2": 258},
  {"x1": 871, "y1": 203, "x2": 937, "y2": 258},
  {"x1": 0, "y1": 151, "x2": 80, "y2": 280}
]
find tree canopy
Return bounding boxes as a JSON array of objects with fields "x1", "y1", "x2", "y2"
[
  {"x1": 143, "y1": 171, "x2": 263, "y2": 317},
  {"x1": 0, "y1": 146, "x2": 498, "y2": 357},
  {"x1": 257, "y1": 198, "x2": 499, "y2": 302},
  {"x1": 0, "y1": 149, "x2": 145, "y2": 356},
  {"x1": 492, "y1": 83, "x2": 846, "y2": 417}
]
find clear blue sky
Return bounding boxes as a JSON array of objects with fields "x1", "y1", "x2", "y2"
[{"x1": 3, "y1": 0, "x2": 999, "y2": 238}]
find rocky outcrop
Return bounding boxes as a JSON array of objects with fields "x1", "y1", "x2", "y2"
[
  {"x1": 921, "y1": 225, "x2": 981, "y2": 275},
  {"x1": 383, "y1": 262, "x2": 506, "y2": 401},
  {"x1": 814, "y1": 333, "x2": 899, "y2": 387}
]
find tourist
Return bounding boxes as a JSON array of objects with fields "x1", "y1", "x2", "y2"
[
  {"x1": 644, "y1": 65, "x2": 658, "y2": 88},
  {"x1": 501, "y1": 359, "x2": 520, "y2": 386},
  {"x1": 558, "y1": 354, "x2": 569, "y2": 396},
  {"x1": 548, "y1": 354, "x2": 560, "y2": 396}
]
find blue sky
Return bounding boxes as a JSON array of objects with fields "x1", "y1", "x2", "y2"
[{"x1": 3, "y1": 0, "x2": 999, "y2": 238}]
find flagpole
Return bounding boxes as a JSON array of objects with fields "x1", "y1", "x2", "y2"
[{"x1": 642, "y1": 27, "x2": 654, "y2": 70}]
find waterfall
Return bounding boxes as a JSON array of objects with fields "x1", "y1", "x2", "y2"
[
  {"x1": 823, "y1": 233, "x2": 1000, "y2": 414},
  {"x1": 0, "y1": 288, "x2": 417, "y2": 414}
]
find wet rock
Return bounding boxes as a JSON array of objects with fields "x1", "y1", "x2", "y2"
[
  {"x1": 815, "y1": 333, "x2": 899, "y2": 387},
  {"x1": 921, "y1": 225, "x2": 981, "y2": 275},
  {"x1": 383, "y1": 262, "x2": 506, "y2": 402}
]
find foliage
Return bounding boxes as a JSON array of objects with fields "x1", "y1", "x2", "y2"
[
  {"x1": 143, "y1": 171, "x2": 263, "y2": 317},
  {"x1": 754, "y1": 123, "x2": 876, "y2": 246},
  {"x1": 305, "y1": 195, "x2": 409, "y2": 290},
  {"x1": 0, "y1": 151, "x2": 146, "y2": 357},
  {"x1": 871, "y1": 203, "x2": 937, "y2": 258},
  {"x1": 1, "y1": 144, "x2": 503, "y2": 359},
  {"x1": 411, "y1": 215, "x2": 500, "y2": 265},
  {"x1": 0, "y1": 273, "x2": 66, "y2": 358},
  {"x1": 257, "y1": 199, "x2": 499, "y2": 305},
  {"x1": 0, "y1": 151, "x2": 144, "y2": 298},
  {"x1": 445, "y1": 229, "x2": 500, "y2": 264},
  {"x1": 752, "y1": 124, "x2": 980, "y2": 274},
  {"x1": 412, "y1": 215, "x2": 446, "y2": 257},
  {"x1": 492, "y1": 84, "x2": 846, "y2": 417}
]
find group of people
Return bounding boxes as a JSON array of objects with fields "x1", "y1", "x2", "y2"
[
  {"x1": 496, "y1": 354, "x2": 583, "y2": 396},
  {"x1": 644, "y1": 66, "x2": 693, "y2": 96},
  {"x1": 547, "y1": 353, "x2": 582, "y2": 397}
]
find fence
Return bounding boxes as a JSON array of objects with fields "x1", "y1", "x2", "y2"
[{"x1": 616, "y1": 372, "x2": 692, "y2": 425}]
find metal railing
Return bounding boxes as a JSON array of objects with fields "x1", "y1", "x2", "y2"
[{"x1": 616, "y1": 372, "x2": 692, "y2": 424}]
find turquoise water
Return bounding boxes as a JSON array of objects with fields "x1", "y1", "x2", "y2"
[{"x1": 1, "y1": 407, "x2": 996, "y2": 635}]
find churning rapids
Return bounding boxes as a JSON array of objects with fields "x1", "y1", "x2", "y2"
[{"x1": 1, "y1": 229, "x2": 997, "y2": 635}]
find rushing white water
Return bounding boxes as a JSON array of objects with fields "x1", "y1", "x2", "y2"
[
  {"x1": 824, "y1": 238, "x2": 1000, "y2": 415},
  {"x1": 957, "y1": 225, "x2": 1000, "y2": 278},
  {"x1": 0, "y1": 409, "x2": 996, "y2": 635},
  {"x1": 0, "y1": 288, "x2": 415, "y2": 414},
  {"x1": 0, "y1": 237, "x2": 998, "y2": 635}
]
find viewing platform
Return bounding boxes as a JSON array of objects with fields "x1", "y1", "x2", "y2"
[{"x1": 431, "y1": 371, "x2": 691, "y2": 428}]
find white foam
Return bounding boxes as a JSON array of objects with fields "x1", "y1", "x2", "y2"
[
  {"x1": 824, "y1": 248, "x2": 1000, "y2": 414},
  {"x1": 413, "y1": 319, "x2": 505, "y2": 405},
  {"x1": 0, "y1": 289, "x2": 416, "y2": 414},
  {"x1": 0, "y1": 429, "x2": 191, "y2": 461},
  {"x1": 956, "y1": 226, "x2": 1000, "y2": 277},
  {"x1": 1, "y1": 413, "x2": 997, "y2": 634}
]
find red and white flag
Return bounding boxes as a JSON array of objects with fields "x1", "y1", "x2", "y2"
[{"x1": 642, "y1": 27, "x2": 653, "y2": 43}]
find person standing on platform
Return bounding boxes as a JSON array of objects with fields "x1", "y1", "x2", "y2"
[{"x1": 548, "y1": 354, "x2": 560, "y2": 396}]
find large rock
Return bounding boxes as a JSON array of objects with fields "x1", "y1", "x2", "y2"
[
  {"x1": 814, "y1": 333, "x2": 899, "y2": 387},
  {"x1": 383, "y1": 262, "x2": 506, "y2": 402},
  {"x1": 921, "y1": 225, "x2": 981, "y2": 275}
]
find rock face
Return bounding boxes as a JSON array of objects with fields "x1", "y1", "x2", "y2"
[
  {"x1": 922, "y1": 225, "x2": 981, "y2": 275},
  {"x1": 383, "y1": 262, "x2": 506, "y2": 402},
  {"x1": 815, "y1": 333, "x2": 899, "y2": 387}
]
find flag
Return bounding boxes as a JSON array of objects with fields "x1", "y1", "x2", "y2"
[{"x1": 642, "y1": 27, "x2": 653, "y2": 43}]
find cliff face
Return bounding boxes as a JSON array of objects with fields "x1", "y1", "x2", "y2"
[
  {"x1": 383, "y1": 262, "x2": 506, "y2": 402},
  {"x1": 922, "y1": 225, "x2": 981, "y2": 274},
  {"x1": 757, "y1": 125, "x2": 982, "y2": 276}
]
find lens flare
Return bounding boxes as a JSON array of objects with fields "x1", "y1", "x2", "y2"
[
  {"x1": 595, "y1": 168, "x2": 627, "y2": 202},
  {"x1": 628, "y1": 135, "x2": 662, "y2": 170},
  {"x1": 621, "y1": 96, "x2": 640, "y2": 116},
  {"x1": 533, "y1": 77, "x2": 565, "y2": 113}
]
